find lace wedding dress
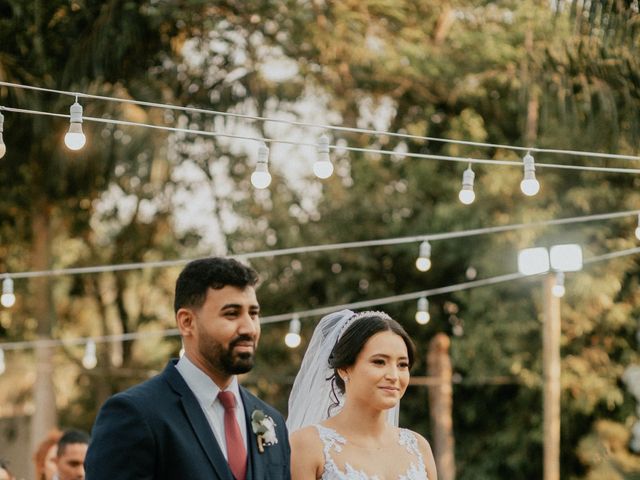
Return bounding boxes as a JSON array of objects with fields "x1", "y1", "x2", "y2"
[{"x1": 314, "y1": 425, "x2": 429, "y2": 480}]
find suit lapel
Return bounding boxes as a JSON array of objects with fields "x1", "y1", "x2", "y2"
[
  {"x1": 164, "y1": 362, "x2": 233, "y2": 480},
  {"x1": 240, "y1": 387, "x2": 263, "y2": 480}
]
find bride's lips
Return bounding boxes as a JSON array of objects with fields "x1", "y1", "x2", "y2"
[{"x1": 379, "y1": 386, "x2": 400, "y2": 393}]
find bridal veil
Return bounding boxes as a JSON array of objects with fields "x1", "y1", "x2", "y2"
[{"x1": 286, "y1": 309, "x2": 399, "y2": 432}]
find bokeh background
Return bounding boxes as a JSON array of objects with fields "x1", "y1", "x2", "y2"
[{"x1": 1, "y1": 1, "x2": 640, "y2": 479}]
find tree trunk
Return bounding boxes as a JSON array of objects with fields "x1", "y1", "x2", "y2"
[
  {"x1": 427, "y1": 333, "x2": 456, "y2": 480},
  {"x1": 29, "y1": 205, "x2": 57, "y2": 479}
]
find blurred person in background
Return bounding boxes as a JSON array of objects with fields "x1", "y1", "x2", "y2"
[
  {"x1": 33, "y1": 429, "x2": 62, "y2": 480},
  {"x1": 0, "y1": 459, "x2": 15, "y2": 480},
  {"x1": 53, "y1": 430, "x2": 89, "y2": 480}
]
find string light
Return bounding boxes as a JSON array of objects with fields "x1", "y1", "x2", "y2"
[
  {"x1": 0, "y1": 209, "x2": 635, "y2": 283},
  {"x1": 284, "y1": 314, "x2": 302, "y2": 348},
  {"x1": 262, "y1": 240, "x2": 634, "y2": 322},
  {"x1": 64, "y1": 98, "x2": 86, "y2": 150},
  {"x1": 2, "y1": 81, "x2": 639, "y2": 164},
  {"x1": 416, "y1": 240, "x2": 432, "y2": 272},
  {"x1": 313, "y1": 134, "x2": 334, "y2": 179},
  {"x1": 458, "y1": 165, "x2": 476, "y2": 205},
  {"x1": 552, "y1": 271, "x2": 566, "y2": 298},
  {"x1": 251, "y1": 142, "x2": 271, "y2": 189},
  {"x1": 635, "y1": 214, "x2": 640, "y2": 241},
  {"x1": 82, "y1": 339, "x2": 97, "y2": 369},
  {"x1": 415, "y1": 296, "x2": 430, "y2": 325},
  {"x1": 520, "y1": 152, "x2": 540, "y2": 196},
  {"x1": 2, "y1": 104, "x2": 639, "y2": 177},
  {"x1": 0, "y1": 110, "x2": 6, "y2": 159},
  {"x1": 0, "y1": 245, "x2": 639, "y2": 357},
  {"x1": 1, "y1": 278, "x2": 15, "y2": 308},
  {"x1": 0, "y1": 348, "x2": 4, "y2": 375}
]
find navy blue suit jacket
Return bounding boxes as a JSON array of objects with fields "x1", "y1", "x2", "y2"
[{"x1": 85, "y1": 360, "x2": 290, "y2": 480}]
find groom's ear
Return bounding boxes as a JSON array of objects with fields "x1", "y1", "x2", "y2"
[{"x1": 176, "y1": 307, "x2": 195, "y2": 337}]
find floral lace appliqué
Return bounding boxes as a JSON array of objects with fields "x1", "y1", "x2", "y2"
[{"x1": 314, "y1": 425, "x2": 428, "y2": 480}]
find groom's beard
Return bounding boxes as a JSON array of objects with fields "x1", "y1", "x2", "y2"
[{"x1": 201, "y1": 334, "x2": 256, "y2": 375}]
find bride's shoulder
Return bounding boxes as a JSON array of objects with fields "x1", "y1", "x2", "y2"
[
  {"x1": 289, "y1": 425, "x2": 326, "y2": 477},
  {"x1": 400, "y1": 428, "x2": 428, "y2": 443},
  {"x1": 398, "y1": 429, "x2": 433, "y2": 454},
  {"x1": 399, "y1": 429, "x2": 438, "y2": 480},
  {"x1": 289, "y1": 425, "x2": 324, "y2": 448}
]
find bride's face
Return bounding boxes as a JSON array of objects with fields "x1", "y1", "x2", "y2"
[{"x1": 341, "y1": 330, "x2": 410, "y2": 410}]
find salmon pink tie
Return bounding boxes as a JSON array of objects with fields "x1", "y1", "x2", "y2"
[{"x1": 218, "y1": 391, "x2": 247, "y2": 480}]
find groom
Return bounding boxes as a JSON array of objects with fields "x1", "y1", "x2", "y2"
[{"x1": 85, "y1": 257, "x2": 290, "y2": 479}]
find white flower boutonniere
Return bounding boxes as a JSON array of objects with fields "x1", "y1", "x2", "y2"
[{"x1": 251, "y1": 409, "x2": 278, "y2": 453}]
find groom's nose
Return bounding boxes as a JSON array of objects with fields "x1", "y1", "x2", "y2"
[{"x1": 237, "y1": 311, "x2": 259, "y2": 337}]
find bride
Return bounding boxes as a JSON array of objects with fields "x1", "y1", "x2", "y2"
[{"x1": 287, "y1": 310, "x2": 438, "y2": 480}]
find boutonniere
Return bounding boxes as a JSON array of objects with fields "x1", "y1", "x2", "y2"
[{"x1": 251, "y1": 409, "x2": 278, "y2": 453}]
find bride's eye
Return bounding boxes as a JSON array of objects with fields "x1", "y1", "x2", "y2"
[{"x1": 372, "y1": 359, "x2": 385, "y2": 365}]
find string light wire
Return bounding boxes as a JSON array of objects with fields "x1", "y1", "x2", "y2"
[
  {"x1": 1, "y1": 81, "x2": 639, "y2": 162},
  {"x1": 2, "y1": 105, "x2": 640, "y2": 175},
  {"x1": 1, "y1": 245, "x2": 639, "y2": 352},
  {"x1": 0, "y1": 209, "x2": 637, "y2": 280},
  {"x1": 0, "y1": 83, "x2": 639, "y2": 356}
]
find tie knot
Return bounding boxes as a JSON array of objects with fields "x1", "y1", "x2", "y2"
[{"x1": 218, "y1": 390, "x2": 237, "y2": 411}]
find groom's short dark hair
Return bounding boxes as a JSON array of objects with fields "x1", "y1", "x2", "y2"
[{"x1": 174, "y1": 257, "x2": 259, "y2": 313}]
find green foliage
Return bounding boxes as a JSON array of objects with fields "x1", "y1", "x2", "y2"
[
  {"x1": 576, "y1": 420, "x2": 640, "y2": 480},
  {"x1": 0, "y1": 0, "x2": 212, "y2": 423},
  {"x1": 229, "y1": 1, "x2": 640, "y2": 478},
  {"x1": 1, "y1": 1, "x2": 640, "y2": 478}
]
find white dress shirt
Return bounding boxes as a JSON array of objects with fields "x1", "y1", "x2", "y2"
[{"x1": 176, "y1": 355, "x2": 248, "y2": 459}]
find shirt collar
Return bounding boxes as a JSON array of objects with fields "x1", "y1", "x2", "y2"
[{"x1": 176, "y1": 354, "x2": 241, "y2": 406}]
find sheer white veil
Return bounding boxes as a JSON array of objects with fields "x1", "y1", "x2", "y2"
[{"x1": 286, "y1": 309, "x2": 399, "y2": 432}]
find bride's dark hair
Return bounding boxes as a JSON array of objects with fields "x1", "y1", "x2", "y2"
[{"x1": 326, "y1": 312, "x2": 416, "y2": 415}]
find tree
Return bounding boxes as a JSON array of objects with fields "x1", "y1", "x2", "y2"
[
  {"x1": 0, "y1": 0, "x2": 214, "y2": 467},
  {"x1": 1, "y1": 2, "x2": 639, "y2": 478},
  {"x1": 224, "y1": 1, "x2": 640, "y2": 477}
]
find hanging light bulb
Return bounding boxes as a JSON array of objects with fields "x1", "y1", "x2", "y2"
[
  {"x1": 0, "y1": 348, "x2": 5, "y2": 375},
  {"x1": 458, "y1": 165, "x2": 475, "y2": 205},
  {"x1": 64, "y1": 98, "x2": 87, "y2": 150},
  {"x1": 82, "y1": 339, "x2": 98, "y2": 369},
  {"x1": 285, "y1": 315, "x2": 302, "y2": 348},
  {"x1": 0, "y1": 110, "x2": 6, "y2": 159},
  {"x1": 520, "y1": 152, "x2": 540, "y2": 196},
  {"x1": 415, "y1": 240, "x2": 432, "y2": 272},
  {"x1": 552, "y1": 271, "x2": 566, "y2": 298},
  {"x1": 635, "y1": 214, "x2": 640, "y2": 241},
  {"x1": 251, "y1": 142, "x2": 272, "y2": 189},
  {"x1": 415, "y1": 296, "x2": 430, "y2": 325},
  {"x1": 1, "y1": 278, "x2": 16, "y2": 308},
  {"x1": 313, "y1": 134, "x2": 334, "y2": 179}
]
